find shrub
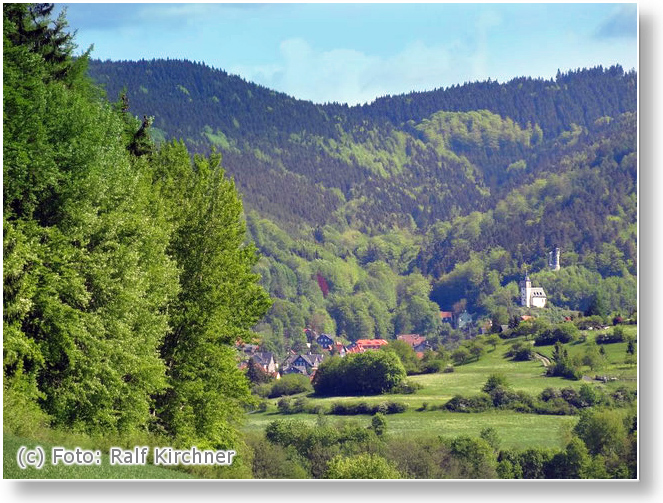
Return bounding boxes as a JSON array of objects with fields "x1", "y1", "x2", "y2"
[
  {"x1": 277, "y1": 397, "x2": 292, "y2": 414},
  {"x1": 269, "y1": 373, "x2": 313, "y2": 398},
  {"x1": 391, "y1": 379, "x2": 422, "y2": 394},
  {"x1": 595, "y1": 326, "x2": 625, "y2": 344},
  {"x1": 535, "y1": 323, "x2": 578, "y2": 346},
  {"x1": 444, "y1": 394, "x2": 492, "y2": 413},
  {"x1": 312, "y1": 352, "x2": 406, "y2": 396},
  {"x1": 482, "y1": 374, "x2": 509, "y2": 393},
  {"x1": 328, "y1": 400, "x2": 408, "y2": 416},
  {"x1": 324, "y1": 453, "x2": 401, "y2": 479}
]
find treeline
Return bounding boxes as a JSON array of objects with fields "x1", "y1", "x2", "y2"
[
  {"x1": 248, "y1": 404, "x2": 636, "y2": 478},
  {"x1": 354, "y1": 65, "x2": 636, "y2": 140},
  {"x1": 87, "y1": 59, "x2": 637, "y2": 235},
  {"x1": 3, "y1": 3, "x2": 270, "y2": 463}
]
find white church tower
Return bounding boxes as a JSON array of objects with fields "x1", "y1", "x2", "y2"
[
  {"x1": 520, "y1": 272, "x2": 547, "y2": 308},
  {"x1": 520, "y1": 274, "x2": 532, "y2": 307}
]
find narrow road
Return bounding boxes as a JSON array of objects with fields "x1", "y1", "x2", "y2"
[{"x1": 533, "y1": 352, "x2": 550, "y2": 367}]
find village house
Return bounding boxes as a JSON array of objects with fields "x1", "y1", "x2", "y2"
[
  {"x1": 456, "y1": 311, "x2": 473, "y2": 330},
  {"x1": 439, "y1": 311, "x2": 454, "y2": 324},
  {"x1": 354, "y1": 339, "x2": 389, "y2": 351},
  {"x1": 315, "y1": 333, "x2": 335, "y2": 349},
  {"x1": 252, "y1": 352, "x2": 278, "y2": 374},
  {"x1": 397, "y1": 334, "x2": 430, "y2": 353},
  {"x1": 281, "y1": 352, "x2": 324, "y2": 376}
]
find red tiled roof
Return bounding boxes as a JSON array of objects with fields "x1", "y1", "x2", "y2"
[
  {"x1": 439, "y1": 311, "x2": 453, "y2": 319},
  {"x1": 355, "y1": 339, "x2": 389, "y2": 349}
]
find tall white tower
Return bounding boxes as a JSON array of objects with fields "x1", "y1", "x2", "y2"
[
  {"x1": 520, "y1": 273, "x2": 532, "y2": 307},
  {"x1": 548, "y1": 247, "x2": 561, "y2": 271}
]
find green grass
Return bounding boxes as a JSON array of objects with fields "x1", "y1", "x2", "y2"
[
  {"x1": 243, "y1": 410, "x2": 577, "y2": 450},
  {"x1": 244, "y1": 329, "x2": 637, "y2": 451},
  {"x1": 535, "y1": 326, "x2": 638, "y2": 381},
  {"x1": 3, "y1": 433, "x2": 193, "y2": 479}
]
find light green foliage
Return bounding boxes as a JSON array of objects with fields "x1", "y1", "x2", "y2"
[
  {"x1": 4, "y1": 12, "x2": 179, "y2": 432},
  {"x1": 445, "y1": 435, "x2": 497, "y2": 478},
  {"x1": 324, "y1": 453, "x2": 401, "y2": 479},
  {"x1": 156, "y1": 148, "x2": 271, "y2": 448},
  {"x1": 417, "y1": 110, "x2": 534, "y2": 155},
  {"x1": 371, "y1": 412, "x2": 388, "y2": 436}
]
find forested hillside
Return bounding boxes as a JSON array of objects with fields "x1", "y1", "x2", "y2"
[{"x1": 86, "y1": 58, "x2": 637, "y2": 358}]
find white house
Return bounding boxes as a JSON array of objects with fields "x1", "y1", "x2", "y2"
[{"x1": 520, "y1": 274, "x2": 547, "y2": 308}]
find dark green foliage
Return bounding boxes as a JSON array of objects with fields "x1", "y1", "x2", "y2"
[
  {"x1": 246, "y1": 434, "x2": 310, "y2": 479},
  {"x1": 371, "y1": 413, "x2": 387, "y2": 436},
  {"x1": 246, "y1": 357, "x2": 272, "y2": 385},
  {"x1": 546, "y1": 342, "x2": 582, "y2": 380},
  {"x1": 504, "y1": 341, "x2": 534, "y2": 361},
  {"x1": 596, "y1": 326, "x2": 626, "y2": 344},
  {"x1": 87, "y1": 57, "x2": 637, "y2": 354},
  {"x1": 444, "y1": 394, "x2": 493, "y2": 413},
  {"x1": 312, "y1": 351, "x2": 406, "y2": 396},
  {"x1": 535, "y1": 322, "x2": 579, "y2": 346},
  {"x1": 482, "y1": 373, "x2": 509, "y2": 393},
  {"x1": 264, "y1": 418, "x2": 378, "y2": 478},
  {"x1": 329, "y1": 400, "x2": 408, "y2": 416},
  {"x1": 268, "y1": 374, "x2": 312, "y2": 399}
]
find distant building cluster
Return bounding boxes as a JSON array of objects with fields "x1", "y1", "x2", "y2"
[{"x1": 237, "y1": 328, "x2": 433, "y2": 380}]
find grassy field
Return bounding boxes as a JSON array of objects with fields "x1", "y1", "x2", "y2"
[
  {"x1": 3, "y1": 434, "x2": 193, "y2": 479},
  {"x1": 243, "y1": 409, "x2": 578, "y2": 450},
  {"x1": 244, "y1": 328, "x2": 637, "y2": 451}
]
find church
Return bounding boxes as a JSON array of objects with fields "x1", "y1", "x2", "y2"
[{"x1": 520, "y1": 274, "x2": 547, "y2": 308}]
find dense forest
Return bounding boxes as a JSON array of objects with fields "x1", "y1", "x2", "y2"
[
  {"x1": 85, "y1": 55, "x2": 637, "y2": 359},
  {"x1": 4, "y1": 3, "x2": 270, "y2": 469}
]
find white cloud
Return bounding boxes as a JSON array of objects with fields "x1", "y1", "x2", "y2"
[{"x1": 233, "y1": 38, "x2": 468, "y2": 105}]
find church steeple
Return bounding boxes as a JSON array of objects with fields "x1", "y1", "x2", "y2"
[{"x1": 520, "y1": 271, "x2": 532, "y2": 307}]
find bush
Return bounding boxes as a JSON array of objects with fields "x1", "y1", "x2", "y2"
[
  {"x1": 324, "y1": 453, "x2": 401, "y2": 479},
  {"x1": 391, "y1": 379, "x2": 422, "y2": 394},
  {"x1": 269, "y1": 374, "x2": 313, "y2": 398},
  {"x1": 444, "y1": 394, "x2": 492, "y2": 413},
  {"x1": 419, "y1": 359, "x2": 446, "y2": 374},
  {"x1": 482, "y1": 374, "x2": 509, "y2": 394},
  {"x1": 535, "y1": 323, "x2": 578, "y2": 346},
  {"x1": 328, "y1": 400, "x2": 408, "y2": 416},
  {"x1": 595, "y1": 326, "x2": 625, "y2": 344},
  {"x1": 312, "y1": 352, "x2": 406, "y2": 396}
]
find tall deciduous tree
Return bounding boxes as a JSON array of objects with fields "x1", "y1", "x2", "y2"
[{"x1": 154, "y1": 144, "x2": 271, "y2": 448}]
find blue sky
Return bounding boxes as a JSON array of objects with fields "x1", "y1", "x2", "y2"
[{"x1": 60, "y1": 2, "x2": 638, "y2": 105}]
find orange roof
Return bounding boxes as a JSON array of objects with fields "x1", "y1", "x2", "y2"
[
  {"x1": 439, "y1": 311, "x2": 453, "y2": 319},
  {"x1": 521, "y1": 315, "x2": 534, "y2": 321},
  {"x1": 355, "y1": 339, "x2": 389, "y2": 348}
]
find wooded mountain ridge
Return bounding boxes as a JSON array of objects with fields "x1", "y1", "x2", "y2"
[{"x1": 87, "y1": 59, "x2": 637, "y2": 352}]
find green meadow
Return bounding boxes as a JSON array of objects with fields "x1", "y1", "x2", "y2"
[{"x1": 244, "y1": 329, "x2": 637, "y2": 451}]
